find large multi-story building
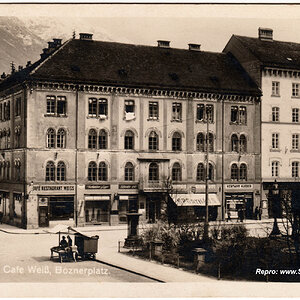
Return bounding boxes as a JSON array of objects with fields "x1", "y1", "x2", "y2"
[
  {"x1": 0, "y1": 33, "x2": 261, "y2": 229},
  {"x1": 224, "y1": 27, "x2": 300, "y2": 217}
]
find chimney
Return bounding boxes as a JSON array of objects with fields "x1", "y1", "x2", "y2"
[
  {"x1": 157, "y1": 40, "x2": 170, "y2": 48},
  {"x1": 188, "y1": 43, "x2": 201, "y2": 51},
  {"x1": 26, "y1": 61, "x2": 31, "y2": 68},
  {"x1": 48, "y1": 41, "x2": 55, "y2": 49},
  {"x1": 53, "y1": 38, "x2": 62, "y2": 46},
  {"x1": 258, "y1": 27, "x2": 273, "y2": 41},
  {"x1": 79, "y1": 33, "x2": 93, "y2": 41}
]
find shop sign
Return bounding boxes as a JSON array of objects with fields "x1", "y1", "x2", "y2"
[
  {"x1": 225, "y1": 184, "x2": 253, "y2": 190},
  {"x1": 85, "y1": 184, "x2": 110, "y2": 190},
  {"x1": 118, "y1": 184, "x2": 138, "y2": 189},
  {"x1": 33, "y1": 185, "x2": 75, "y2": 192},
  {"x1": 39, "y1": 197, "x2": 48, "y2": 206}
]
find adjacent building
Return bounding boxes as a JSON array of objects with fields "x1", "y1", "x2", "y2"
[
  {"x1": 224, "y1": 27, "x2": 300, "y2": 217},
  {"x1": 0, "y1": 33, "x2": 261, "y2": 229}
]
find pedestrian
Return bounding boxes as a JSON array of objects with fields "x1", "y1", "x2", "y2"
[
  {"x1": 259, "y1": 206, "x2": 262, "y2": 220},
  {"x1": 59, "y1": 236, "x2": 68, "y2": 249},
  {"x1": 227, "y1": 210, "x2": 231, "y2": 222},
  {"x1": 67, "y1": 235, "x2": 72, "y2": 247},
  {"x1": 254, "y1": 206, "x2": 259, "y2": 220}
]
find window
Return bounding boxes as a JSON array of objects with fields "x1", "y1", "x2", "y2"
[
  {"x1": 292, "y1": 134, "x2": 299, "y2": 150},
  {"x1": 98, "y1": 162, "x2": 108, "y2": 181},
  {"x1": 172, "y1": 162, "x2": 182, "y2": 181},
  {"x1": 272, "y1": 133, "x2": 279, "y2": 150},
  {"x1": 196, "y1": 104, "x2": 214, "y2": 123},
  {"x1": 47, "y1": 128, "x2": 55, "y2": 148},
  {"x1": 239, "y1": 106, "x2": 247, "y2": 125},
  {"x1": 206, "y1": 105, "x2": 214, "y2": 123},
  {"x1": 292, "y1": 161, "x2": 299, "y2": 178},
  {"x1": 98, "y1": 130, "x2": 107, "y2": 149},
  {"x1": 149, "y1": 163, "x2": 159, "y2": 182},
  {"x1": 88, "y1": 162, "x2": 97, "y2": 181},
  {"x1": 172, "y1": 103, "x2": 182, "y2": 121},
  {"x1": 272, "y1": 107, "x2": 280, "y2": 122},
  {"x1": 231, "y1": 106, "x2": 247, "y2": 124},
  {"x1": 98, "y1": 99, "x2": 108, "y2": 116},
  {"x1": 57, "y1": 96, "x2": 66, "y2": 115},
  {"x1": 208, "y1": 133, "x2": 214, "y2": 152},
  {"x1": 208, "y1": 163, "x2": 214, "y2": 181},
  {"x1": 15, "y1": 127, "x2": 21, "y2": 148},
  {"x1": 88, "y1": 129, "x2": 97, "y2": 149},
  {"x1": 272, "y1": 81, "x2": 280, "y2": 96},
  {"x1": 231, "y1": 164, "x2": 239, "y2": 180},
  {"x1": 46, "y1": 95, "x2": 67, "y2": 116},
  {"x1": 149, "y1": 102, "x2": 158, "y2": 119},
  {"x1": 239, "y1": 164, "x2": 247, "y2": 181},
  {"x1": 240, "y1": 135, "x2": 247, "y2": 153},
  {"x1": 196, "y1": 133, "x2": 205, "y2": 152},
  {"x1": 196, "y1": 163, "x2": 205, "y2": 181},
  {"x1": 15, "y1": 97, "x2": 21, "y2": 117},
  {"x1": 293, "y1": 108, "x2": 299, "y2": 123},
  {"x1": 125, "y1": 162, "x2": 134, "y2": 181},
  {"x1": 125, "y1": 100, "x2": 135, "y2": 113},
  {"x1": 46, "y1": 161, "x2": 55, "y2": 181},
  {"x1": 293, "y1": 83, "x2": 300, "y2": 97},
  {"x1": 231, "y1": 134, "x2": 239, "y2": 152},
  {"x1": 272, "y1": 161, "x2": 279, "y2": 177},
  {"x1": 172, "y1": 132, "x2": 182, "y2": 151},
  {"x1": 47, "y1": 96, "x2": 56, "y2": 114},
  {"x1": 149, "y1": 131, "x2": 158, "y2": 150},
  {"x1": 124, "y1": 130, "x2": 134, "y2": 150},
  {"x1": 231, "y1": 106, "x2": 238, "y2": 123},
  {"x1": 88, "y1": 98, "x2": 97, "y2": 117},
  {"x1": 57, "y1": 161, "x2": 66, "y2": 181},
  {"x1": 57, "y1": 128, "x2": 66, "y2": 148},
  {"x1": 196, "y1": 104, "x2": 204, "y2": 121}
]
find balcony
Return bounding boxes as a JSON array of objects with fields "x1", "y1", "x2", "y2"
[{"x1": 139, "y1": 179, "x2": 168, "y2": 192}]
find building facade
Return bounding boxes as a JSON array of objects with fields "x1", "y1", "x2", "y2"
[
  {"x1": 0, "y1": 34, "x2": 261, "y2": 228},
  {"x1": 224, "y1": 27, "x2": 300, "y2": 217}
]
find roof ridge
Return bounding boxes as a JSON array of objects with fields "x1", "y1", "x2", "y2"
[
  {"x1": 235, "y1": 34, "x2": 300, "y2": 47},
  {"x1": 30, "y1": 38, "x2": 73, "y2": 76}
]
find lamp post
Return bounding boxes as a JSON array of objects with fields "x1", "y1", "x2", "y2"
[{"x1": 270, "y1": 179, "x2": 281, "y2": 237}]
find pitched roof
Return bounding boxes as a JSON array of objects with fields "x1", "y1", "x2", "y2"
[
  {"x1": 233, "y1": 35, "x2": 300, "y2": 70},
  {"x1": 1, "y1": 38, "x2": 260, "y2": 96}
]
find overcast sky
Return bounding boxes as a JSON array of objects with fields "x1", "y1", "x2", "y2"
[{"x1": 2, "y1": 4, "x2": 300, "y2": 51}]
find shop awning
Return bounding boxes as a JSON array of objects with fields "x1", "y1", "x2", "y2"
[{"x1": 171, "y1": 193, "x2": 220, "y2": 207}]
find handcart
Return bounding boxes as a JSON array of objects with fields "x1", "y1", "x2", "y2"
[{"x1": 71, "y1": 228, "x2": 99, "y2": 260}]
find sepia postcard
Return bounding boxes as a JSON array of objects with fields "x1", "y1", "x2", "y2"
[{"x1": 1, "y1": 2, "x2": 300, "y2": 297}]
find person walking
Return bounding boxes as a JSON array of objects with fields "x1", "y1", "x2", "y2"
[{"x1": 254, "y1": 206, "x2": 259, "y2": 220}]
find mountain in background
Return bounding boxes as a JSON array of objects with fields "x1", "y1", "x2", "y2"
[{"x1": 0, "y1": 16, "x2": 118, "y2": 74}]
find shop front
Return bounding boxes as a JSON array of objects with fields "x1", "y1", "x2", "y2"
[
  {"x1": 118, "y1": 194, "x2": 138, "y2": 223},
  {"x1": 0, "y1": 191, "x2": 10, "y2": 222},
  {"x1": 224, "y1": 183, "x2": 257, "y2": 220},
  {"x1": 84, "y1": 195, "x2": 110, "y2": 224},
  {"x1": 171, "y1": 193, "x2": 220, "y2": 223},
  {"x1": 31, "y1": 184, "x2": 76, "y2": 227}
]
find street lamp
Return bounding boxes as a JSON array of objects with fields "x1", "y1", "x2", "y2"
[{"x1": 269, "y1": 179, "x2": 281, "y2": 237}]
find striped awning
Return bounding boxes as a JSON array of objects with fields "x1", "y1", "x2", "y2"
[{"x1": 171, "y1": 193, "x2": 220, "y2": 206}]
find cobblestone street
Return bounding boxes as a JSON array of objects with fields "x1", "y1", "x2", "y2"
[{"x1": 0, "y1": 230, "x2": 154, "y2": 283}]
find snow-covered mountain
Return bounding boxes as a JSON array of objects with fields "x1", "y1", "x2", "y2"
[{"x1": 0, "y1": 16, "x2": 120, "y2": 74}]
